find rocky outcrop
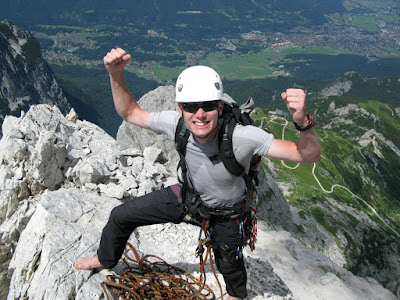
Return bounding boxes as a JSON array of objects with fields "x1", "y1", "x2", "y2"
[
  {"x1": 0, "y1": 104, "x2": 176, "y2": 299},
  {"x1": 318, "y1": 72, "x2": 359, "y2": 98},
  {"x1": 7, "y1": 189, "x2": 120, "y2": 300},
  {"x1": 6, "y1": 187, "x2": 397, "y2": 300},
  {"x1": 117, "y1": 85, "x2": 180, "y2": 170},
  {"x1": 0, "y1": 20, "x2": 70, "y2": 134}
]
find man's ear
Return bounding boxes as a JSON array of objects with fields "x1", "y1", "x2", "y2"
[
  {"x1": 218, "y1": 101, "x2": 224, "y2": 116},
  {"x1": 178, "y1": 103, "x2": 183, "y2": 117}
]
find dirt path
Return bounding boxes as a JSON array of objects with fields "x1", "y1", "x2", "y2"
[{"x1": 256, "y1": 116, "x2": 400, "y2": 237}]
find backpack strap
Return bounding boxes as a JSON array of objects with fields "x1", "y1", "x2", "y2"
[
  {"x1": 175, "y1": 117, "x2": 191, "y2": 202},
  {"x1": 217, "y1": 114, "x2": 246, "y2": 177},
  {"x1": 215, "y1": 113, "x2": 259, "y2": 198},
  {"x1": 175, "y1": 117, "x2": 190, "y2": 157}
]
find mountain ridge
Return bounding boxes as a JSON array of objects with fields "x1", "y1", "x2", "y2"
[
  {"x1": 0, "y1": 20, "x2": 70, "y2": 131},
  {"x1": 0, "y1": 0, "x2": 345, "y2": 28}
]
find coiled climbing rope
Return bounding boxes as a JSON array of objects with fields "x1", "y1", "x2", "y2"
[{"x1": 101, "y1": 242, "x2": 218, "y2": 300}]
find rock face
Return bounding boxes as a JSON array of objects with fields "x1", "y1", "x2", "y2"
[
  {"x1": 7, "y1": 189, "x2": 121, "y2": 300},
  {"x1": 0, "y1": 103, "x2": 177, "y2": 299},
  {"x1": 0, "y1": 20, "x2": 70, "y2": 134},
  {"x1": 117, "y1": 85, "x2": 180, "y2": 170},
  {"x1": 318, "y1": 72, "x2": 357, "y2": 98},
  {"x1": 0, "y1": 97, "x2": 397, "y2": 299}
]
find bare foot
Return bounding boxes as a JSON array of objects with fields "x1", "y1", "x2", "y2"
[{"x1": 74, "y1": 256, "x2": 103, "y2": 270}]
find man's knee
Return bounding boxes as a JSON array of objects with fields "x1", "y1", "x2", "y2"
[
  {"x1": 215, "y1": 250, "x2": 246, "y2": 276},
  {"x1": 108, "y1": 203, "x2": 137, "y2": 231},
  {"x1": 109, "y1": 205, "x2": 124, "y2": 223}
]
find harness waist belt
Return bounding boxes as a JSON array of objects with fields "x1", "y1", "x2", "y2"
[
  {"x1": 204, "y1": 198, "x2": 248, "y2": 216},
  {"x1": 186, "y1": 190, "x2": 250, "y2": 218}
]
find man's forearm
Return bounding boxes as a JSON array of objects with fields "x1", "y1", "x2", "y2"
[
  {"x1": 296, "y1": 129, "x2": 321, "y2": 163},
  {"x1": 109, "y1": 71, "x2": 137, "y2": 120},
  {"x1": 109, "y1": 70, "x2": 151, "y2": 129},
  {"x1": 103, "y1": 47, "x2": 151, "y2": 129}
]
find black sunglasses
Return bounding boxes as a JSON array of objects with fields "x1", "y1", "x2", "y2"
[{"x1": 181, "y1": 100, "x2": 220, "y2": 113}]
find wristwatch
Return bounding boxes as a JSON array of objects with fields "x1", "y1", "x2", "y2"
[{"x1": 294, "y1": 114, "x2": 315, "y2": 131}]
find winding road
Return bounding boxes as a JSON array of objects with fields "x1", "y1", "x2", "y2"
[{"x1": 256, "y1": 115, "x2": 400, "y2": 237}]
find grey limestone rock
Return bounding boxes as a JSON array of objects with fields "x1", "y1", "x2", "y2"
[{"x1": 116, "y1": 85, "x2": 180, "y2": 170}]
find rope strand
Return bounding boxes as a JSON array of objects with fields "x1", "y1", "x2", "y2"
[
  {"x1": 102, "y1": 242, "x2": 216, "y2": 300},
  {"x1": 197, "y1": 219, "x2": 224, "y2": 300}
]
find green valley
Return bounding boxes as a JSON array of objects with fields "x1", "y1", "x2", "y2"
[{"x1": 253, "y1": 98, "x2": 400, "y2": 285}]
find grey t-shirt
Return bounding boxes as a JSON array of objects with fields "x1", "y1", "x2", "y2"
[{"x1": 150, "y1": 111, "x2": 274, "y2": 207}]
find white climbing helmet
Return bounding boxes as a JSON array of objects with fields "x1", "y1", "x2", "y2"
[{"x1": 175, "y1": 65, "x2": 223, "y2": 103}]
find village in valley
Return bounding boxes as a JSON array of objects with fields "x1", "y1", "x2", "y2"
[{"x1": 30, "y1": 3, "x2": 400, "y2": 82}]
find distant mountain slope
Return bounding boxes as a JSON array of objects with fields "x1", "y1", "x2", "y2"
[
  {"x1": 0, "y1": 20, "x2": 70, "y2": 127},
  {"x1": 0, "y1": 0, "x2": 345, "y2": 31},
  {"x1": 254, "y1": 96, "x2": 400, "y2": 294},
  {"x1": 318, "y1": 72, "x2": 400, "y2": 106},
  {"x1": 314, "y1": 96, "x2": 400, "y2": 207}
]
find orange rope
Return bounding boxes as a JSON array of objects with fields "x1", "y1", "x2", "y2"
[
  {"x1": 197, "y1": 220, "x2": 224, "y2": 300},
  {"x1": 102, "y1": 242, "x2": 216, "y2": 300}
]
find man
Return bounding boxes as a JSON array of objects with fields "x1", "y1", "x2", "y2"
[{"x1": 75, "y1": 48, "x2": 321, "y2": 300}]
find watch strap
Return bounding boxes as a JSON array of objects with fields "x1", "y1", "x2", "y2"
[{"x1": 294, "y1": 114, "x2": 315, "y2": 131}]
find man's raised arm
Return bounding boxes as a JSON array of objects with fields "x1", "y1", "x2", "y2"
[
  {"x1": 104, "y1": 48, "x2": 151, "y2": 129},
  {"x1": 267, "y1": 88, "x2": 321, "y2": 164}
]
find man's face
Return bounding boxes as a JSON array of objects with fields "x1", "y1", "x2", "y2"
[{"x1": 178, "y1": 100, "x2": 224, "y2": 144}]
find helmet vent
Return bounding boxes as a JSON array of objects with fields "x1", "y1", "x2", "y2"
[
  {"x1": 178, "y1": 84, "x2": 183, "y2": 92},
  {"x1": 215, "y1": 82, "x2": 220, "y2": 90}
]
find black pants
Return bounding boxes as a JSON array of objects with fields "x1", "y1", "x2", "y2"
[{"x1": 97, "y1": 184, "x2": 248, "y2": 299}]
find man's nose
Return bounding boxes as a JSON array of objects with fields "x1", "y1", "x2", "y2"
[{"x1": 195, "y1": 108, "x2": 206, "y2": 117}]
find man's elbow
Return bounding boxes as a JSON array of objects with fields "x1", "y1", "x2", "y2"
[
  {"x1": 303, "y1": 149, "x2": 321, "y2": 164},
  {"x1": 311, "y1": 151, "x2": 322, "y2": 163}
]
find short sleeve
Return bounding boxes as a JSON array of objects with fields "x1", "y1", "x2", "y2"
[{"x1": 149, "y1": 111, "x2": 181, "y2": 140}]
